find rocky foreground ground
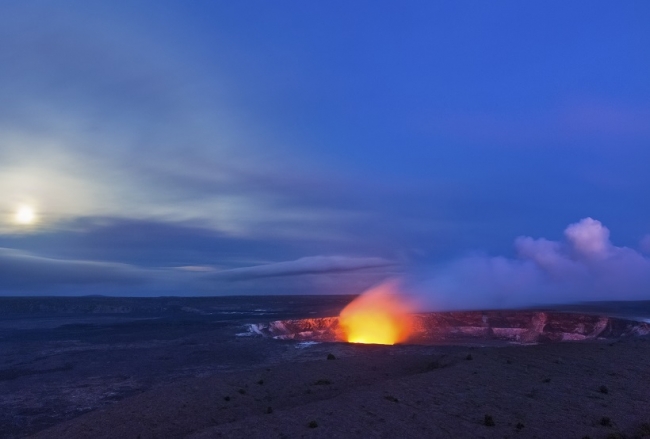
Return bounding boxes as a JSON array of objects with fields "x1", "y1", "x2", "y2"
[{"x1": 30, "y1": 335, "x2": 650, "y2": 439}]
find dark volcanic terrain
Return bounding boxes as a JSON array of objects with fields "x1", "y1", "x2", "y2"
[
  {"x1": 1, "y1": 296, "x2": 650, "y2": 438},
  {"x1": 0, "y1": 296, "x2": 352, "y2": 438}
]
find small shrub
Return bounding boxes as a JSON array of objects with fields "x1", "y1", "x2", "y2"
[
  {"x1": 542, "y1": 378, "x2": 551, "y2": 383},
  {"x1": 384, "y1": 395, "x2": 399, "y2": 403},
  {"x1": 266, "y1": 406, "x2": 273, "y2": 414},
  {"x1": 599, "y1": 385, "x2": 609, "y2": 394},
  {"x1": 327, "y1": 353, "x2": 336, "y2": 360},
  {"x1": 224, "y1": 396, "x2": 231, "y2": 401},
  {"x1": 307, "y1": 420, "x2": 318, "y2": 428},
  {"x1": 257, "y1": 379, "x2": 264, "y2": 385},
  {"x1": 427, "y1": 360, "x2": 441, "y2": 370},
  {"x1": 484, "y1": 415, "x2": 495, "y2": 427},
  {"x1": 466, "y1": 354, "x2": 473, "y2": 361},
  {"x1": 314, "y1": 379, "x2": 331, "y2": 385},
  {"x1": 238, "y1": 389, "x2": 246, "y2": 395},
  {"x1": 600, "y1": 416, "x2": 612, "y2": 427},
  {"x1": 516, "y1": 422, "x2": 525, "y2": 430}
]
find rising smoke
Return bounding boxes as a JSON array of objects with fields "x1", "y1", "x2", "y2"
[{"x1": 413, "y1": 218, "x2": 650, "y2": 310}]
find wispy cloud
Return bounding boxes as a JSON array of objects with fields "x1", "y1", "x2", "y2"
[
  {"x1": 212, "y1": 256, "x2": 396, "y2": 280},
  {"x1": 0, "y1": 2, "x2": 358, "y2": 241},
  {"x1": 0, "y1": 248, "x2": 147, "y2": 291}
]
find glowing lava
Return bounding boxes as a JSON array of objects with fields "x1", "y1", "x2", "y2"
[{"x1": 339, "y1": 281, "x2": 414, "y2": 345}]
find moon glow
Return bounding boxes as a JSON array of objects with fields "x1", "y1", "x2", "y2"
[{"x1": 15, "y1": 206, "x2": 36, "y2": 225}]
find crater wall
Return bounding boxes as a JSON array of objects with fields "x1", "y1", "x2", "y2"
[{"x1": 250, "y1": 311, "x2": 650, "y2": 345}]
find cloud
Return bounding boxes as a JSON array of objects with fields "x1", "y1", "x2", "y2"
[
  {"x1": 211, "y1": 256, "x2": 396, "y2": 280},
  {"x1": 641, "y1": 235, "x2": 650, "y2": 254},
  {"x1": 0, "y1": 2, "x2": 468, "y2": 249},
  {"x1": 0, "y1": 2, "x2": 335, "y2": 239},
  {"x1": 414, "y1": 218, "x2": 650, "y2": 310},
  {"x1": 0, "y1": 248, "x2": 148, "y2": 291},
  {"x1": 0, "y1": 217, "x2": 406, "y2": 296}
]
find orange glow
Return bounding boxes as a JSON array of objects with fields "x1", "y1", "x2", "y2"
[{"x1": 339, "y1": 281, "x2": 414, "y2": 345}]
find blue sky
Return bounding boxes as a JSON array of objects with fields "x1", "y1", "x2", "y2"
[{"x1": 1, "y1": 1, "x2": 649, "y2": 299}]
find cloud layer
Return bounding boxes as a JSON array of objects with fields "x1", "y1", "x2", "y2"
[
  {"x1": 0, "y1": 248, "x2": 147, "y2": 291},
  {"x1": 1, "y1": 3, "x2": 650, "y2": 298},
  {"x1": 212, "y1": 256, "x2": 395, "y2": 280},
  {"x1": 415, "y1": 218, "x2": 650, "y2": 310}
]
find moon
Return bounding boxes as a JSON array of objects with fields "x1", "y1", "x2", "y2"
[{"x1": 14, "y1": 206, "x2": 37, "y2": 225}]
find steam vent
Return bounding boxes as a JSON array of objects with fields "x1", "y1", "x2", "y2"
[{"x1": 250, "y1": 311, "x2": 650, "y2": 345}]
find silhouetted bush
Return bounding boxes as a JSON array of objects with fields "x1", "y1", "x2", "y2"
[
  {"x1": 599, "y1": 385, "x2": 609, "y2": 394},
  {"x1": 427, "y1": 360, "x2": 441, "y2": 370}
]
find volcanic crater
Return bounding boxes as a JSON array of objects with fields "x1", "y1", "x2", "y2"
[{"x1": 250, "y1": 311, "x2": 650, "y2": 345}]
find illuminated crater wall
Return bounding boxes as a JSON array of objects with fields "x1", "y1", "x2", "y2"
[{"x1": 250, "y1": 311, "x2": 650, "y2": 345}]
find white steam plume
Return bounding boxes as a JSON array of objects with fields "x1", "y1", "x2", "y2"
[{"x1": 415, "y1": 218, "x2": 650, "y2": 310}]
